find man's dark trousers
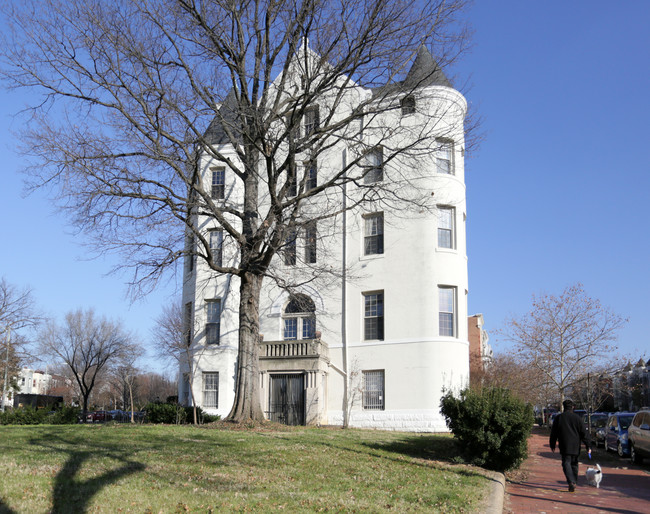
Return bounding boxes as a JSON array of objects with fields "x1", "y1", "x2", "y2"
[{"x1": 561, "y1": 453, "x2": 579, "y2": 485}]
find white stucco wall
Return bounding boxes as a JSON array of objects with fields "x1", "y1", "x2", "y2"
[{"x1": 181, "y1": 60, "x2": 469, "y2": 431}]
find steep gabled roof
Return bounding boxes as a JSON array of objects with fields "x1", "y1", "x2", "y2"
[{"x1": 204, "y1": 88, "x2": 242, "y2": 145}]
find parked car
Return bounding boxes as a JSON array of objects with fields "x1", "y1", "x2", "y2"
[
  {"x1": 583, "y1": 413, "x2": 609, "y2": 448},
  {"x1": 628, "y1": 409, "x2": 650, "y2": 464},
  {"x1": 604, "y1": 412, "x2": 636, "y2": 457},
  {"x1": 90, "y1": 410, "x2": 112, "y2": 422}
]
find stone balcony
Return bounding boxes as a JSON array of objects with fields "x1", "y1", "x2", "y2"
[{"x1": 259, "y1": 338, "x2": 329, "y2": 361}]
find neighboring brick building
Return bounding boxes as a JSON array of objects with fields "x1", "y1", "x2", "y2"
[{"x1": 468, "y1": 314, "x2": 492, "y2": 387}]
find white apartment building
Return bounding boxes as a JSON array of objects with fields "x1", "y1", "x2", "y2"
[{"x1": 180, "y1": 45, "x2": 469, "y2": 431}]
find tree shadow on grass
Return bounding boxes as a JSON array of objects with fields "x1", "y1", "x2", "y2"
[
  {"x1": 0, "y1": 498, "x2": 17, "y2": 514},
  {"x1": 363, "y1": 433, "x2": 461, "y2": 463},
  {"x1": 51, "y1": 449, "x2": 145, "y2": 513},
  {"x1": 27, "y1": 431, "x2": 145, "y2": 513}
]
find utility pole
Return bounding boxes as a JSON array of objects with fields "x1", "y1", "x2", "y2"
[{"x1": 2, "y1": 327, "x2": 11, "y2": 413}]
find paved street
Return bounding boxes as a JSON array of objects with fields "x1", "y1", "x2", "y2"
[{"x1": 505, "y1": 428, "x2": 650, "y2": 513}]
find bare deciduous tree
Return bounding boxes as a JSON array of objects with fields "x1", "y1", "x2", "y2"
[
  {"x1": 501, "y1": 283, "x2": 627, "y2": 410},
  {"x1": 1, "y1": 0, "x2": 473, "y2": 422},
  {"x1": 39, "y1": 309, "x2": 136, "y2": 420},
  {"x1": 152, "y1": 301, "x2": 200, "y2": 424}
]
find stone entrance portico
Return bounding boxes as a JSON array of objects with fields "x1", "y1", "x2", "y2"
[{"x1": 259, "y1": 336, "x2": 329, "y2": 425}]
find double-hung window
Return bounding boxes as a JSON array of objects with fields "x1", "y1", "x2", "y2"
[
  {"x1": 305, "y1": 222, "x2": 317, "y2": 264},
  {"x1": 303, "y1": 107, "x2": 319, "y2": 137},
  {"x1": 364, "y1": 213, "x2": 384, "y2": 256},
  {"x1": 287, "y1": 166, "x2": 297, "y2": 197},
  {"x1": 183, "y1": 302, "x2": 193, "y2": 347},
  {"x1": 284, "y1": 229, "x2": 297, "y2": 265},
  {"x1": 209, "y1": 229, "x2": 223, "y2": 267},
  {"x1": 305, "y1": 159, "x2": 317, "y2": 191},
  {"x1": 439, "y1": 286, "x2": 456, "y2": 337},
  {"x1": 363, "y1": 148, "x2": 383, "y2": 184},
  {"x1": 185, "y1": 235, "x2": 194, "y2": 273},
  {"x1": 363, "y1": 370, "x2": 385, "y2": 410},
  {"x1": 436, "y1": 139, "x2": 454, "y2": 175},
  {"x1": 211, "y1": 167, "x2": 225, "y2": 199},
  {"x1": 363, "y1": 291, "x2": 384, "y2": 341},
  {"x1": 437, "y1": 206, "x2": 455, "y2": 249},
  {"x1": 205, "y1": 299, "x2": 221, "y2": 345},
  {"x1": 202, "y1": 372, "x2": 218, "y2": 408}
]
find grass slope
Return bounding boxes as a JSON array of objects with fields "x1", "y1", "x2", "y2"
[{"x1": 0, "y1": 423, "x2": 490, "y2": 512}]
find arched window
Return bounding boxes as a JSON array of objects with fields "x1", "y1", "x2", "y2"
[{"x1": 283, "y1": 294, "x2": 316, "y2": 340}]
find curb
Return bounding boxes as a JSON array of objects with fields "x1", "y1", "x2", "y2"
[{"x1": 483, "y1": 470, "x2": 505, "y2": 514}]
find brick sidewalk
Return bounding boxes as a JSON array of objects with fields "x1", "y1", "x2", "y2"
[{"x1": 505, "y1": 428, "x2": 650, "y2": 513}]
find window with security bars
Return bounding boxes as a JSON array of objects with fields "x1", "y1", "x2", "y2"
[
  {"x1": 436, "y1": 139, "x2": 454, "y2": 175},
  {"x1": 363, "y1": 148, "x2": 383, "y2": 184},
  {"x1": 363, "y1": 292, "x2": 384, "y2": 340},
  {"x1": 202, "y1": 372, "x2": 218, "y2": 408},
  {"x1": 437, "y1": 206, "x2": 455, "y2": 249},
  {"x1": 439, "y1": 286, "x2": 456, "y2": 337},
  {"x1": 363, "y1": 370, "x2": 385, "y2": 410},
  {"x1": 364, "y1": 213, "x2": 384, "y2": 255},
  {"x1": 209, "y1": 229, "x2": 223, "y2": 266},
  {"x1": 205, "y1": 299, "x2": 221, "y2": 345},
  {"x1": 211, "y1": 167, "x2": 225, "y2": 199}
]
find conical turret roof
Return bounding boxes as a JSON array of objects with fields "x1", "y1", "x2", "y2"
[{"x1": 402, "y1": 45, "x2": 452, "y2": 89}]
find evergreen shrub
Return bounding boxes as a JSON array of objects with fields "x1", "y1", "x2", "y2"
[
  {"x1": 0, "y1": 405, "x2": 47, "y2": 425},
  {"x1": 440, "y1": 387, "x2": 534, "y2": 472},
  {"x1": 143, "y1": 402, "x2": 221, "y2": 424},
  {"x1": 49, "y1": 406, "x2": 80, "y2": 424}
]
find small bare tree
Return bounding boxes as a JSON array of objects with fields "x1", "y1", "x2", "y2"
[
  {"x1": 39, "y1": 309, "x2": 136, "y2": 421},
  {"x1": 113, "y1": 347, "x2": 139, "y2": 422},
  {"x1": 1, "y1": 277, "x2": 42, "y2": 411},
  {"x1": 152, "y1": 302, "x2": 200, "y2": 424},
  {"x1": 501, "y1": 283, "x2": 627, "y2": 410}
]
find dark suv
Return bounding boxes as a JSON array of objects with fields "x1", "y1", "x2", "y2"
[
  {"x1": 605, "y1": 412, "x2": 636, "y2": 457},
  {"x1": 628, "y1": 409, "x2": 650, "y2": 464}
]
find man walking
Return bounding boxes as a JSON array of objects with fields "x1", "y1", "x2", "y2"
[{"x1": 549, "y1": 399, "x2": 591, "y2": 492}]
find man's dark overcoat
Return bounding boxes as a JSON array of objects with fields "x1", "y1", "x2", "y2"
[{"x1": 549, "y1": 411, "x2": 590, "y2": 455}]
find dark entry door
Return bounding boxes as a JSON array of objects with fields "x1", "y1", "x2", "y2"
[{"x1": 269, "y1": 373, "x2": 305, "y2": 425}]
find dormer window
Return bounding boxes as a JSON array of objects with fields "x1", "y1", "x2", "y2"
[{"x1": 401, "y1": 95, "x2": 416, "y2": 116}]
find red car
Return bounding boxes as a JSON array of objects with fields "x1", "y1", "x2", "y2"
[{"x1": 90, "y1": 410, "x2": 112, "y2": 422}]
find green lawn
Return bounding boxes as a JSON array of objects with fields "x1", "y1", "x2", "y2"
[{"x1": 0, "y1": 423, "x2": 491, "y2": 513}]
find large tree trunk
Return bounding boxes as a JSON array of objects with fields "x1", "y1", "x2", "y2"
[{"x1": 227, "y1": 272, "x2": 265, "y2": 422}]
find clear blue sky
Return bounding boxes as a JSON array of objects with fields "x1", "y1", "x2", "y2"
[
  {"x1": 0, "y1": 1, "x2": 647, "y2": 368},
  {"x1": 462, "y1": 1, "x2": 650, "y2": 358}
]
